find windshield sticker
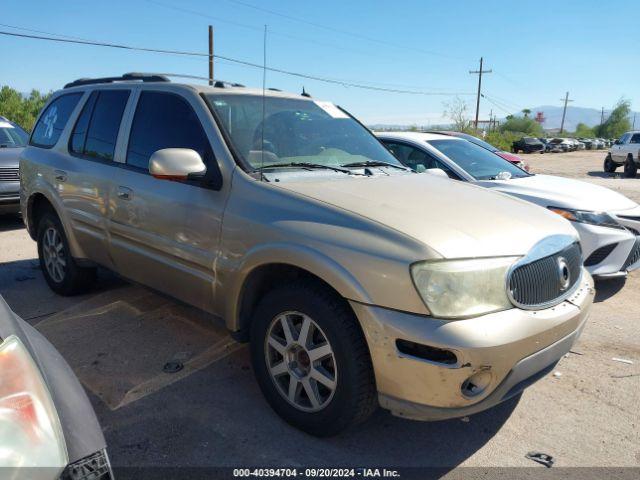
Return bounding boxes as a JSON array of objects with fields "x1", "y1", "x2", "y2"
[
  {"x1": 42, "y1": 106, "x2": 58, "y2": 139},
  {"x1": 0, "y1": 122, "x2": 14, "y2": 129},
  {"x1": 314, "y1": 101, "x2": 349, "y2": 119}
]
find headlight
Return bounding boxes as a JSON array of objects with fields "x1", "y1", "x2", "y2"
[
  {"x1": 411, "y1": 257, "x2": 518, "y2": 319},
  {"x1": 0, "y1": 335, "x2": 68, "y2": 471},
  {"x1": 548, "y1": 207, "x2": 625, "y2": 230}
]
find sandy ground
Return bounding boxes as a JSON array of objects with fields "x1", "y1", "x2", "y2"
[{"x1": 0, "y1": 149, "x2": 638, "y2": 475}]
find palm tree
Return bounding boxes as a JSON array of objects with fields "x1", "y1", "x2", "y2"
[{"x1": 522, "y1": 108, "x2": 531, "y2": 117}]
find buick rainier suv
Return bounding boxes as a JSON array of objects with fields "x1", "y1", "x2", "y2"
[{"x1": 20, "y1": 73, "x2": 594, "y2": 436}]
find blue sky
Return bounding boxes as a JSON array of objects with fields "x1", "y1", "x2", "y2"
[{"x1": 2, "y1": 0, "x2": 638, "y2": 125}]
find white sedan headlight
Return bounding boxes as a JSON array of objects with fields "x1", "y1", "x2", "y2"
[
  {"x1": 0, "y1": 335, "x2": 68, "y2": 472},
  {"x1": 411, "y1": 257, "x2": 518, "y2": 319}
]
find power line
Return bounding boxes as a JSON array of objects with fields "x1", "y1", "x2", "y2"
[
  {"x1": 0, "y1": 28, "x2": 473, "y2": 96},
  {"x1": 221, "y1": 0, "x2": 462, "y2": 60}
]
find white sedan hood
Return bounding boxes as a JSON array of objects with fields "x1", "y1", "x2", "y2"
[{"x1": 480, "y1": 174, "x2": 638, "y2": 212}]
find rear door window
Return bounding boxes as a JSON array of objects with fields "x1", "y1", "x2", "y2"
[
  {"x1": 631, "y1": 134, "x2": 640, "y2": 144},
  {"x1": 70, "y1": 90, "x2": 130, "y2": 161},
  {"x1": 30, "y1": 93, "x2": 82, "y2": 148}
]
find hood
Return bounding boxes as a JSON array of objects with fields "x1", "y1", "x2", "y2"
[
  {"x1": 0, "y1": 147, "x2": 23, "y2": 167},
  {"x1": 274, "y1": 173, "x2": 577, "y2": 258},
  {"x1": 480, "y1": 174, "x2": 638, "y2": 212},
  {"x1": 496, "y1": 151, "x2": 523, "y2": 163}
]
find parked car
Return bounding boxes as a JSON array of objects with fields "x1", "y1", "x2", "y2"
[
  {"x1": 605, "y1": 131, "x2": 640, "y2": 177},
  {"x1": 538, "y1": 137, "x2": 554, "y2": 152},
  {"x1": 21, "y1": 73, "x2": 594, "y2": 436},
  {"x1": 0, "y1": 116, "x2": 28, "y2": 215},
  {"x1": 0, "y1": 296, "x2": 112, "y2": 479},
  {"x1": 593, "y1": 138, "x2": 606, "y2": 150},
  {"x1": 548, "y1": 138, "x2": 572, "y2": 152},
  {"x1": 512, "y1": 136, "x2": 545, "y2": 154},
  {"x1": 578, "y1": 138, "x2": 594, "y2": 150},
  {"x1": 426, "y1": 131, "x2": 529, "y2": 171},
  {"x1": 378, "y1": 131, "x2": 640, "y2": 278}
]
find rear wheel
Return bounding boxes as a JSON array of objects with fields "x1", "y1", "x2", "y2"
[
  {"x1": 604, "y1": 154, "x2": 617, "y2": 173},
  {"x1": 37, "y1": 211, "x2": 96, "y2": 295},
  {"x1": 250, "y1": 280, "x2": 377, "y2": 436},
  {"x1": 624, "y1": 155, "x2": 638, "y2": 178}
]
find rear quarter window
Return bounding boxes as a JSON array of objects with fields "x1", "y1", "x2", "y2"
[{"x1": 30, "y1": 93, "x2": 83, "y2": 148}]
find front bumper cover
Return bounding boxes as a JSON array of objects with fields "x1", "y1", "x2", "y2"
[{"x1": 350, "y1": 270, "x2": 594, "y2": 421}]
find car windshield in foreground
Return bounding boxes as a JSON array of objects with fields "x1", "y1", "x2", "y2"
[
  {"x1": 0, "y1": 122, "x2": 29, "y2": 147},
  {"x1": 205, "y1": 94, "x2": 402, "y2": 171},
  {"x1": 427, "y1": 139, "x2": 530, "y2": 180},
  {"x1": 462, "y1": 135, "x2": 500, "y2": 152}
]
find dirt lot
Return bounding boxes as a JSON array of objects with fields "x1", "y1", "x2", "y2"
[{"x1": 0, "y1": 149, "x2": 638, "y2": 473}]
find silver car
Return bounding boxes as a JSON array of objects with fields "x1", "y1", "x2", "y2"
[
  {"x1": 20, "y1": 74, "x2": 594, "y2": 436},
  {"x1": 0, "y1": 116, "x2": 27, "y2": 215}
]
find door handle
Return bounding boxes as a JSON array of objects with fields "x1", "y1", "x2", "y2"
[
  {"x1": 117, "y1": 186, "x2": 133, "y2": 201},
  {"x1": 54, "y1": 170, "x2": 67, "y2": 182}
]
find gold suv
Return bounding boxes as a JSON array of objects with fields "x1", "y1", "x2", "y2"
[{"x1": 20, "y1": 74, "x2": 594, "y2": 436}]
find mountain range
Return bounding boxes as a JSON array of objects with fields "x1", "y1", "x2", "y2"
[{"x1": 526, "y1": 105, "x2": 638, "y2": 131}]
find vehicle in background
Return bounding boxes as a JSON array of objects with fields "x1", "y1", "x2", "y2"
[
  {"x1": 605, "y1": 131, "x2": 640, "y2": 177},
  {"x1": 0, "y1": 296, "x2": 112, "y2": 479},
  {"x1": 538, "y1": 138, "x2": 554, "y2": 152},
  {"x1": 378, "y1": 131, "x2": 640, "y2": 278},
  {"x1": 578, "y1": 138, "x2": 594, "y2": 150},
  {"x1": 593, "y1": 138, "x2": 605, "y2": 149},
  {"x1": 548, "y1": 138, "x2": 571, "y2": 152},
  {"x1": 21, "y1": 73, "x2": 594, "y2": 435},
  {"x1": 425, "y1": 131, "x2": 529, "y2": 171},
  {"x1": 0, "y1": 116, "x2": 28, "y2": 215},
  {"x1": 512, "y1": 136, "x2": 545, "y2": 154}
]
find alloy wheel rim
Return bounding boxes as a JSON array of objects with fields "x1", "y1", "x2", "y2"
[
  {"x1": 265, "y1": 311, "x2": 337, "y2": 412},
  {"x1": 42, "y1": 227, "x2": 66, "y2": 283}
]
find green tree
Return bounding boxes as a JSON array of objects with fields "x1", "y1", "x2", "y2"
[
  {"x1": 594, "y1": 99, "x2": 631, "y2": 138},
  {"x1": 574, "y1": 123, "x2": 594, "y2": 138},
  {"x1": 0, "y1": 85, "x2": 51, "y2": 131},
  {"x1": 521, "y1": 108, "x2": 531, "y2": 118},
  {"x1": 499, "y1": 115, "x2": 543, "y2": 136}
]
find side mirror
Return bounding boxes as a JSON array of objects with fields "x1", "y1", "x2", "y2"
[
  {"x1": 149, "y1": 148, "x2": 206, "y2": 181},
  {"x1": 424, "y1": 168, "x2": 449, "y2": 178}
]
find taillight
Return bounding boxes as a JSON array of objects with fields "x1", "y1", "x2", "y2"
[{"x1": 0, "y1": 335, "x2": 68, "y2": 471}]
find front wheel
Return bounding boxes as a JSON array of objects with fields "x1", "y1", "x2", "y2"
[
  {"x1": 624, "y1": 156, "x2": 638, "y2": 178},
  {"x1": 250, "y1": 281, "x2": 377, "y2": 436},
  {"x1": 604, "y1": 154, "x2": 617, "y2": 173},
  {"x1": 37, "y1": 211, "x2": 96, "y2": 295}
]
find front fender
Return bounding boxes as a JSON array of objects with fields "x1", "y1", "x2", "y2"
[{"x1": 221, "y1": 242, "x2": 374, "y2": 331}]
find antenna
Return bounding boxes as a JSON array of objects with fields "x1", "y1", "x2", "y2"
[{"x1": 260, "y1": 25, "x2": 267, "y2": 181}]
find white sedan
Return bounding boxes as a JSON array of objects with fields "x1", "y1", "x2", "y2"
[{"x1": 377, "y1": 131, "x2": 640, "y2": 278}]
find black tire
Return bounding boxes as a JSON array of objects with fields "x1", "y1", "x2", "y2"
[
  {"x1": 249, "y1": 280, "x2": 377, "y2": 436},
  {"x1": 37, "y1": 210, "x2": 96, "y2": 295},
  {"x1": 604, "y1": 154, "x2": 617, "y2": 173},
  {"x1": 624, "y1": 155, "x2": 638, "y2": 178}
]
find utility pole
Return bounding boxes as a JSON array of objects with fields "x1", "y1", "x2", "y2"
[
  {"x1": 469, "y1": 57, "x2": 492, "y2": 130},
  {"x1": 600, "y1": 107, "x2": 604, "y2": 125},
  {"x1": 633, "y1": 113, "x2": 636, "y2": 130},
  {"x1": 559, "y1": 91, "x2": 573, "y2": 134},
  {"x1": 208, "y1": 25, "x2": 214, "y2": 86}
]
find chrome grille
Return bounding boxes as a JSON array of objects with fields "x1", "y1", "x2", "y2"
[
  {"x1": 509, "y1": 242, "x2": 582, "y2": 308},
  {"x1": 623, "y1": 237, "x2": 640, "y2": 270},
  {"x1": 0, "y1": 167, "x2": 19, "y2": 182}
]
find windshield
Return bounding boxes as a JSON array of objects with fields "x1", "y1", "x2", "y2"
[
  {"x1": 457, "y1": 134, "x2": 499, "y2": 152},
  {"x1": 427, "y1": 139, "x2": 529, "y2": 180},
  {"x1": 523, "y1": 137, "x2": 540, "y2": 144},
  {"x1": 0, "y1": 122, "x2": 29, "y2": 147},
  {"x1": 205, "y1": 94, "x2": 401, "y2": 170}
]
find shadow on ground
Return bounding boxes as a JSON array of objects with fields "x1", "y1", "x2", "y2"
[
  {"x1": 594, "y1": 277, "x2": 626, "y2": 302},
  {"x1": 587, "y1": 170, "x2": 637, "y2": 179},
  {"x1": 0, "y1": 214, "x2": 24, "y2": 232}
]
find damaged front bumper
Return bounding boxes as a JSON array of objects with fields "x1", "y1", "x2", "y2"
[{"x1": 350, "y1": 270, "x2": 594, "y2": 421}]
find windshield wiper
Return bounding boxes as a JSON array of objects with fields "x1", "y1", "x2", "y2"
[
  {"x1": 340, "y1": 160, "x2": 409, "y2": 171},
  {"x1": 254, "y1": 162, "x2": 354, "y2": 174}
]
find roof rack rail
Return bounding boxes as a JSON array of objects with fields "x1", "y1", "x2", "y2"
[
  {"x1": 64, "y1": 72, "x2": 171, "y2": 89},
  {"x1": 213, "y1": 80, "x2": 245, "y2": 88}
]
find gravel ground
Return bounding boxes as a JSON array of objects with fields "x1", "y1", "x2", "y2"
[{"x1": 0, "y1": 149, "x2": 638, "y2": 475}]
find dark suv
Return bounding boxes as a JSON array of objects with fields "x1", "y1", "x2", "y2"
[{"x1": 512, "y1": 136, "x2": 544, "y2": 154}]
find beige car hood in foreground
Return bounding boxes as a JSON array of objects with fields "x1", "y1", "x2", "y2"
[{"x1": 275, "y1": 173, "x2": 577, "y2": 259}]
